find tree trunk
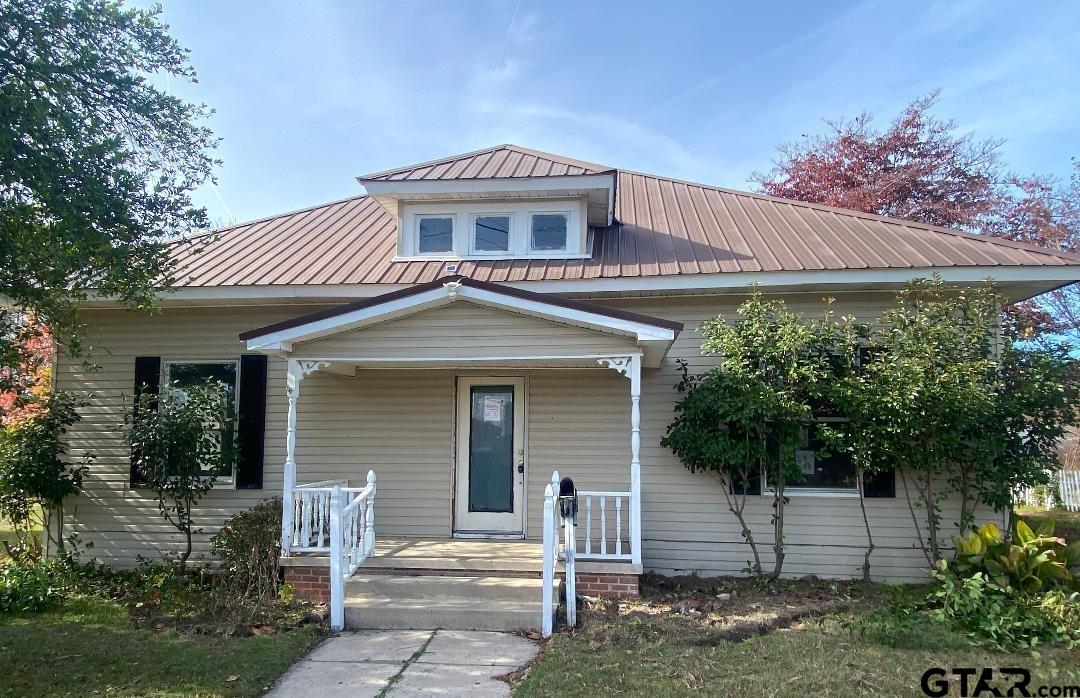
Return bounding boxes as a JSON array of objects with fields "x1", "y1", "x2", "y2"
[
  {"x1": 770, "y1": 480, "x2": 786, "y2": 580},
  {"x1": 722, "y1": 479, "x2": 762, "y2": 575},
  {"x1": 856, "y1": 469, "x2": 875, "y2": 582}
]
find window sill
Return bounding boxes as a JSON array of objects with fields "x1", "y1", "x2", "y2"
[
  {"x1": 765, "y1": 488, "x2": 860, "y2": 499},
  {"x1": 391, "y1": 252, "x2": 592, "y2": 263}
]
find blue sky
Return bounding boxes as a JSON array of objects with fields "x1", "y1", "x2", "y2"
[{"x1": 152, "y1": 0, "x2": 1080, "y2": 227}]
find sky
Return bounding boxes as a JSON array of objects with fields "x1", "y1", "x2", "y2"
[{"x1": 149, "y1": 0, "x2": 1080, "y2": 228}]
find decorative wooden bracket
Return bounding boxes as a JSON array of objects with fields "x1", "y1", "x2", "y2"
[{"x1": 597, "y1": 356, "x2": 633, "y2": 378}]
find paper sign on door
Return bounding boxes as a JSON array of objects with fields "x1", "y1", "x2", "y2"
[{"x1": 482, "y1": 396, "x2": 504, "y2": 423}]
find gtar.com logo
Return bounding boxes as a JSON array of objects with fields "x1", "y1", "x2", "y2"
[{"x1": 921, "y1": 667, "x2": 1080, "y2": 697}]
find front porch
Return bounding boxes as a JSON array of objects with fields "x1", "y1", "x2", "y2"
[{"x1": 239, "y1": 276, "x2": 680, "y2": 630}]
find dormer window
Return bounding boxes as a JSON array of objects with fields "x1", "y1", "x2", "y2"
[
  {"x1": 417, "y1": 215, "x2": 454, "y2": 254},
  {"x1": 529, "y1": 213, "x2": 568, "y2": 252},
  {"x1": 398, "y1": 199, "x2": 588, "y2": 260},
  {"x1": 472, "y1": 214, "x2": 511, "y2": 253}
]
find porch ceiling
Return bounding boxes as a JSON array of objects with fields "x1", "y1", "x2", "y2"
[{"x1": 239, "y1": 275, "x2": 681, "y2": 368}]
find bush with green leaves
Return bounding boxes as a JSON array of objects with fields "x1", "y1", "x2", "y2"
[
  {"x1": 0, "y1": 391, "x2": 88, "y2": 559},
  {"x1": 927, "y1": 568, "x2": 1080, "y2": 652},
  {"x1": 210, "y1": 498, "x2": 282, "y2": 600},
  {"x1": 662, "y1": 291, "x2": 836, "y2": 578},
  {"x1": 951, "y1": 520, "x2": 1079, "y2": 593},
  {"x1": 127, "y1": 379, "x2": 238, "y2": 570},
  {"x1": 0, "y1": 560, "x2": 63, "y2": 613}
]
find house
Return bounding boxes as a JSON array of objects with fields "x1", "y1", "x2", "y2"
[{"x1": 58, "y1": 144, "x2": 1080, "y2": 631}]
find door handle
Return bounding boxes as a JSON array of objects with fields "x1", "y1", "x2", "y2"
[{"x1": 517, "y1": 463, "x2": 525, "y2": 474}]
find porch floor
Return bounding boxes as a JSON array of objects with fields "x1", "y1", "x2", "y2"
[{"x1": 361, "y1": 537, "x2": 544, "y2": 575}]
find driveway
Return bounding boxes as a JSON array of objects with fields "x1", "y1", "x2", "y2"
[{"x1": 266, "y1": 628, "x2": 539, "y2": 697}]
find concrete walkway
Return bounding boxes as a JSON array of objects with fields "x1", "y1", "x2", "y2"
[{"x1": 267, "y1": 629, "x2": 539, "y2": 697}]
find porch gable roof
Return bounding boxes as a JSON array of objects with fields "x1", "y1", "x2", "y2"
[{"x1": 239, "y1": 275, "x2": 682, "y2": 367}]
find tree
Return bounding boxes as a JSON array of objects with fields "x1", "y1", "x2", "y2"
[
  {"x1": 753, "y1": 92, "x2": 1080, "y2": 345},
  {"x1": 0, "y1": 391, "x2": 87, "y2": 560},
  {"x1": 752, "y1": 91, "x2": 1003, "y2": 230},
  {"x1": 662, "y1": 291, "x2": 835, "y2": 579},
  {"x1": 822, "y1": 278, "x2": 1079, "y2": 567},
  {"x1": 127, "y1": 379, "x2": 237, "y2": 570},
  {"x1": 0, "y1": 0, "x2": 217, "y2": 365},
  {"x1": 990, "y1": 164, "x2": 1080, "y2": 344}
]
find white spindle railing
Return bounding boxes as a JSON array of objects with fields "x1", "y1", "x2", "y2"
[
  {"x1": 578, "y1": 490, "x2": 632, "y2": 561},
  {"x1": 286, "y1": 480, "x2": 370, "y2": 553},
  {"x1": 329, "y1": 470, "x2": 376, "y2": 631}
]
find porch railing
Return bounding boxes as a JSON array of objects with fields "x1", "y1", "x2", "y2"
[
  {"x1": 329, "y1": 470, "x2": 376, "y2": 631},
  {"x1": 286, "y1": 479, "x2": 369, "y2": 554},
  {"x1": 578, "y1": 490, "x2": 632, "y2": 561},
  {"x1": 542, "y1": 471, "x2": 634, "y2": 637}
]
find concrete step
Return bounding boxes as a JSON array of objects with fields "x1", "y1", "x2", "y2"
[
  {"x1": 346, "y1": 574, "x2": 550, "y2": 603},
  {"x1": 343, "y1": 574, "x2": 559, "y2": 631}
]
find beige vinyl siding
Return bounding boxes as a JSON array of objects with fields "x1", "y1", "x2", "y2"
[
  {"x1": 56, "y1": 306, "x2": 310, "y2": 567},
  {"x1": 56, "y1": 305, "x2": 633, "y2": 567},
  {"x1": 292, "y1": 300, "x2": 638, "y2": 360},
  {"x1": 57, "y1": 290, "x2": 997, "y2": 582}
]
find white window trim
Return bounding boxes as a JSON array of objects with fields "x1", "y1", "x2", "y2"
[
  {"x1": 527, "y1": 210, "x2": 572, "y2": 254},
  {"x1": 398, "y1": 199, "x2": 587, "y2": 260},
  {"x1": 469, "y1": 212, "x2": 514, "y2": 256},
  {"x1": 414, "y1": 213, "x2": 457, "y2": 256},
  {"x1": 761, "y1": 417, "x2": 858, "y2": 498},
  {"x1": 161, "y1": 359, "x2": 241, "y2": 488}
]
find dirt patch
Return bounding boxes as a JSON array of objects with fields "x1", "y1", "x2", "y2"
[{"x1": 574, "y1": 573, "x2": 886, "y2": 644}]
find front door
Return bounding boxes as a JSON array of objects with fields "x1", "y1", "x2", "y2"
[{"x1": 454, "y1": 377, "x2": 525, "y2": 535}]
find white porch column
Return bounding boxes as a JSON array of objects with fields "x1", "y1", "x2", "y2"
[
  {"x1": 281, "y1": 359, "x2": 302, "y2": 555},
  {"x1": 598, "y1": 355, "x2": 643, "y2": 566},
  {"x1": 281, "y1": 359, "x2": 330, "y2": 555},
  {"x1": 628, "y1": 355, "x2": 642, "y2": 566}
]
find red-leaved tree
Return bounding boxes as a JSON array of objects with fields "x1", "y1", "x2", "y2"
[
  {"x1": 753, "y1": 91, "x2": 1078, "y2": 343},
  {"x1": 752, "y1": 91, "x2": 1003, "y2": 230}
]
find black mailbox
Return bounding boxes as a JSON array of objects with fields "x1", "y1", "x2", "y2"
[{"x1": 558, "y1": 476, "x2": 577, "y2": 520}]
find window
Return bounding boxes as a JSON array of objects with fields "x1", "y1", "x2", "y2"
[
  {"x1": 529, "y1": 212, "x2": 568, "y2": 251},
  {"x1": 164, "y1": 360, "x2": 239, "y2": 482},
  {"x1": 400, "y1": 201, "x2": 585, "y2": 259},
  {"x1": 472, "y1": 214, "x2": 510, "y2": 253},
  {"x1": 789, "y1": 422, "x2": 856, "y2": 489},
  {"x1": 417, "y1": 215, "x2": 454, "y2": 254}
]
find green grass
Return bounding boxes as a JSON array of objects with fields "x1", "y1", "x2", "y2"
[
  {"x1": 516, "y1": 593, "x2": 1080, "y2": 697},
  {"x1": 0, "y1": 596, "x2": 325, "y2": 697}
]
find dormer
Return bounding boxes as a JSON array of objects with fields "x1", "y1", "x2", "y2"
[{"x1": 357, "y1": 144, "x2": 616, "y2": 261}]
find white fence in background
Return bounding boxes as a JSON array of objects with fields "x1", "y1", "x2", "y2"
[{"x1": 1016, "y1": 470, "x2": 1080, "y2": 512}]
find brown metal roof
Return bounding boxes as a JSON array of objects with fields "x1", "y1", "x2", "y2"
[
  {"x1": 171, "y1": 148, "x2": 1080, "y2": 288},
  {"x1": 239, "y1": 275, "x2": 684, "y2": 341},
  {"x1": 358, "y1": 144, "x2": 612, "y2": 181}
]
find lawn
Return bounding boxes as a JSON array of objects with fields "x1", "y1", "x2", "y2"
[
  {"x1": 515, "y1": 577, "x2": 1080, "y2": 697},
  {"x1": 0, "y1": 596, "x2": 325, "y2": 697}
]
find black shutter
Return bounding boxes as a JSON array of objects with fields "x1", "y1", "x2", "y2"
[
  {"x1": 236, "y1": 354, "x2": 268, "y2": 489},
  {"x1": 130, "y1": 356, "x2": 161, "y2": 487},
  {"x1": 732, "y1": 471, "x2": 761, "y2": 496},
  {"x1": 864, "y1": 468, "x2": 895, "y2": 498}
]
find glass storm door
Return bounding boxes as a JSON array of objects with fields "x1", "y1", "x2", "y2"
[{"x1": 454, "y1": 377, "x2": 525, "y2": 534}]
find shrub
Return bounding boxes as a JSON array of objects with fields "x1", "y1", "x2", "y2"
[
  {"x1": 0, "y1": 561, "x2": 64, "y2": 613},
  {"x1": 127, "y1": 379, "x2": 238, "y2": 570},
  {"x1": 927, "y1": 568, "x2": 1080, "y2": 652},
  {"x1": 951, "y1": 520, "x2": 1079, "y2": 593},
  {"x1": 210, "y1": 498, "x2": 282, "y2": 600},
  {"x1": 0, "y1": 391, "x2": 88, "y2": 558}
]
